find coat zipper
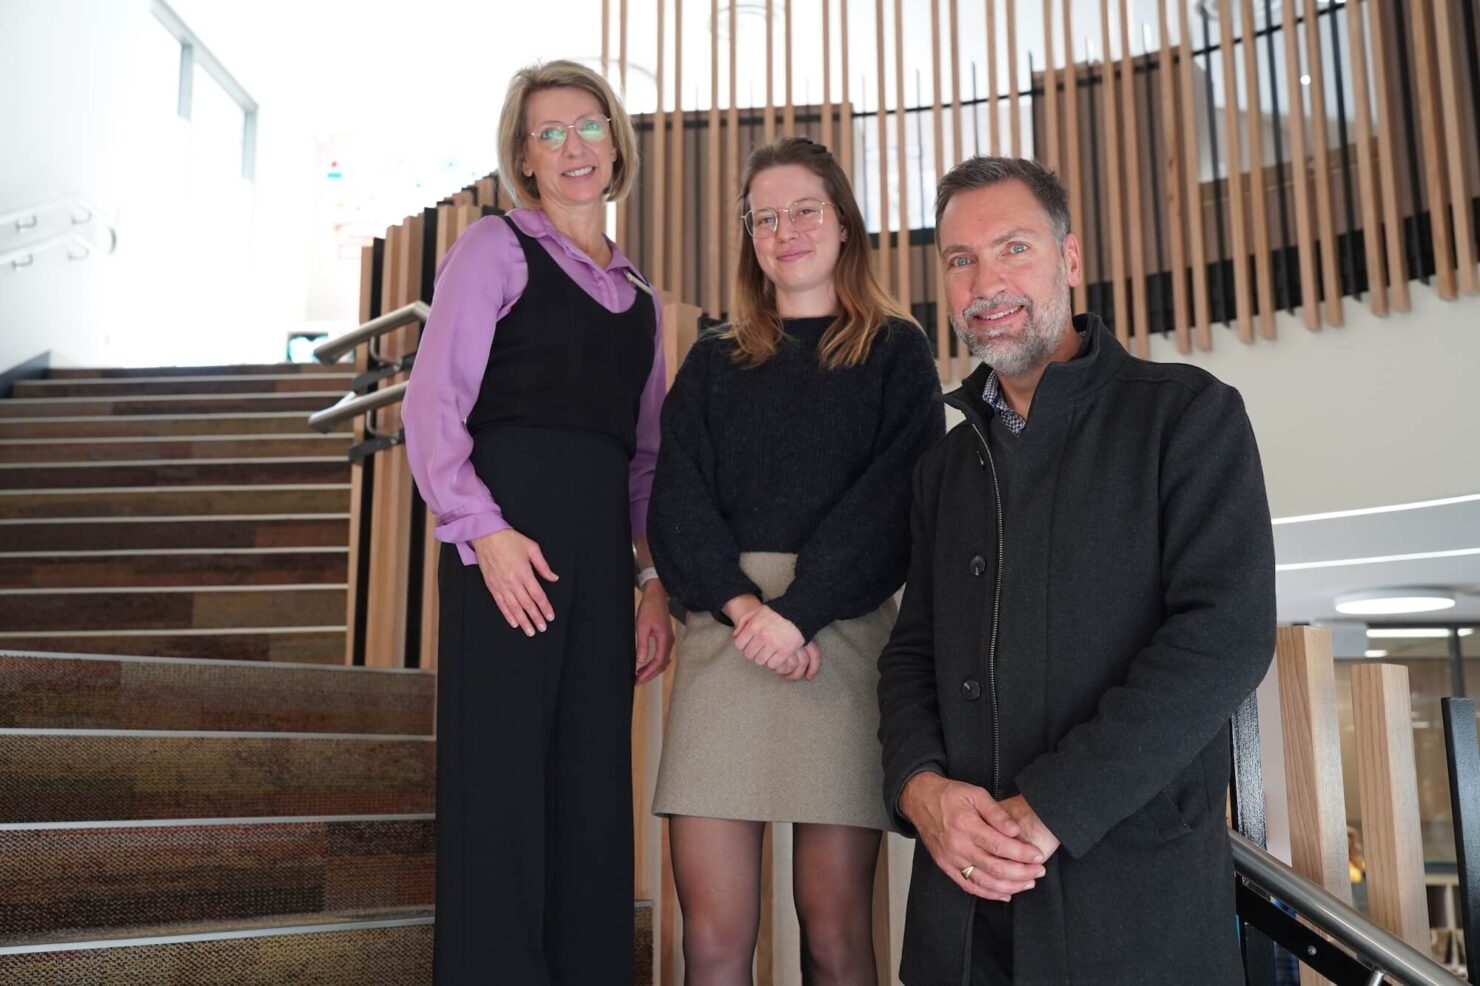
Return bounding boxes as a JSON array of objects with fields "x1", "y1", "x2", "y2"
[{"x1": 966, "y1": 418, "x2": 1005, "y2": 800}]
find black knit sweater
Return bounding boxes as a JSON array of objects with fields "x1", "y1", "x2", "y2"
[{"x1": 646, "y1": 316, "x2": 944, "y2": 641}]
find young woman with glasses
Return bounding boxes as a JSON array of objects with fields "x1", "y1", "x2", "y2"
[
  {"x1": 403, "y1": 60, "x2": 673, "y2": 986},
  {"x1": 647, "y1": 136, "x2": 944, "y2": 984}
]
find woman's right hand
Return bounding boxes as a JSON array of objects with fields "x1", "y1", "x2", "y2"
[{"x1": 471, "y1": 528, "x2": 558, "y2": 636}]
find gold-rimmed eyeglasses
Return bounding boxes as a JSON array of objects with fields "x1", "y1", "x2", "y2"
[
  {"x1": 743, "y1": 198, "x2": 833, "y2": 238},
  {"x1": 527, "y1": 114, "x2": 611, "y2": 151}
]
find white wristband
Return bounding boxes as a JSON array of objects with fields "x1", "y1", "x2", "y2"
[{"x1": 636, "y1": 565, "x2": 660, "y2": 589}]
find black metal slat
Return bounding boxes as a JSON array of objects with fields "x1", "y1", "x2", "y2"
[
  {"x1": 1234, "y1": 883, "x2": 1376, "y2": 985},
  {"x1": 1140, "y1": 53, "x2": 1167, "y2": 335},
  {"x1": 1229, "y1": 695, "x2": 1279, "y2": 986},
  {"x1": 1326, "y1": 2, "x2": 1359, "y2": 299},
  {"x1": 1390, "y1": 0, "x2": 1430, "y2": 284},
  {"x1": 1441, "y1": 697, "x2": 1480, "y2": 985}
]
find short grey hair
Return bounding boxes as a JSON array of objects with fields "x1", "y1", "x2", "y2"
[{"x1": 934, "y1": 156, "x2": 1071, "y2": 244}]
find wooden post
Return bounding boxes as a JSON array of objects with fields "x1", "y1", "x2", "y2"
[
  {"x1": 1351, "y1": 663, "x2": 1430, "y2": 949},
  {"x1": 1274, "y1": 627, "x2": 1353, "y2": 900}
]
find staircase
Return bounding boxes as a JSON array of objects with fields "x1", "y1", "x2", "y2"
[{"x1": 0, "y1": 362, "x2": 438, "y2": 983}]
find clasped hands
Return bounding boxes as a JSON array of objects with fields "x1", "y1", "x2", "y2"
[
  {"x1": 722, "y1": 594, "x2": 820, "y2": 681},
  {"x1": 900, "y1": 772, "x2": 1060, "y2": 902}
]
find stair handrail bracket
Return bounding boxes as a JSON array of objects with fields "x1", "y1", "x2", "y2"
[
  {"x1": 1230, "y1": 831, "x2": 1466, "y2": 986},
  {"x1": 0, "y1": 196, "x2": 119, "y2": 270}
]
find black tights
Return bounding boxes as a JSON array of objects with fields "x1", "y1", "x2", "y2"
[{"x1": 669, "y1": 816, "x2": 881, "y2": 986}]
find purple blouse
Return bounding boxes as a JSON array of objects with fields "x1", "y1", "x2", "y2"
[{"x1": 402, "y1": 207, "x2": 666, "y2": 566}]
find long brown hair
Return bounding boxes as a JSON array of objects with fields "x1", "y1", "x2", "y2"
[{"x1": 724, "y1": 137, "x2": 916, "y2": 369}]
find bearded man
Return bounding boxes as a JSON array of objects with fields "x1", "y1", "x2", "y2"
[{"x1": 876, "y1": 156, "x2": 1277, "y2": 985}]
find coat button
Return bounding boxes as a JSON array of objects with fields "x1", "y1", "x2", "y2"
[
  {"x1": 962, "y1": 679, "x2": 982, "y2": 701},
  {"x1": 969, "y1": 555, "x2": 986, "y2": 577}
]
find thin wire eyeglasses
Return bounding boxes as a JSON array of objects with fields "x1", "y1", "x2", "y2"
[
  {"x1": 743, "y1": 198, "x2": 833, "y2": 238},
  {"x1": 527, "y1": 115, "x2": 611, "y2": 151}
]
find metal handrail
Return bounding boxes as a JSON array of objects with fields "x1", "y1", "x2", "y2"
[
  {"x1": 307, "y1": 382, "x2": 406, "y2": 434},
  {"x1": 313, "y1": 301, "x2": 430, "y2": 363},
  {"x1": 1230, "y1": 831, "x2": 1465, "y2": 986}
]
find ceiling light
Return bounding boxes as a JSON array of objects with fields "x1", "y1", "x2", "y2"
[
  {"x1": 1365, "y1": 649, "x2": 1388, "y2": 658},
  {"x1": 1336, "y1": 589, "x2": 1455, "y2": 616},
  {"x1": 1367, "y1": 628, "x2": 1454, "y2": 639}
]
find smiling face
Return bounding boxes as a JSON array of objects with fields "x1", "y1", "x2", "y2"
[
  {"x1": 520, "y1": 86, "x2": 617, "y2": 212},
  {"x1": 938, "y1": 178, "x2": 1083, "y2": 376},
  {"x1": 745, "y1": 163, "x2": 845, "y2": 306}
]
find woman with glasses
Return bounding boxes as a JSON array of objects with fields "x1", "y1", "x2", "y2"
[
  {"x1": 403, "y1": 60, "x2": 672, "y2": 986},
  {"x1": 648, "y1": 136, "x2": 943, "y2": 984}
]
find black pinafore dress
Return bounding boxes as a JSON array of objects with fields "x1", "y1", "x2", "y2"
[{"x1": 433, "y1": 215, "x2": 655, "y2": 986}]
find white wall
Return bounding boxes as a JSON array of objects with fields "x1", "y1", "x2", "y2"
[
  {"x1": 0, "y1": 0, "x2": 320, "y2": 371},
  {"x1": 1146, "y1": 284, "x2": 1480, "y2": 519}
]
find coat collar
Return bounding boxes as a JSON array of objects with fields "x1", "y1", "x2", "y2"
[{"x1": 944, "y1": 313, "x2": 1125, "y2": 429}]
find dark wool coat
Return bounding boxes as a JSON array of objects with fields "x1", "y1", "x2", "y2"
[{"x1": 878, "y1": 315, "x2": 1277, "y2": 985}]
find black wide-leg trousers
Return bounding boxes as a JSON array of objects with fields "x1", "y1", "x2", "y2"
[{"x1": 434, "y1": 427, "x2": 636, "y2": 986}]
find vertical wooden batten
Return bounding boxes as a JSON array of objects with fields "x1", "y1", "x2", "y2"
[
  {"x1": 1408, "y1": 0, "x2": 1458, "y2": 299},
  {"x1": 1218, "y1": 0, "x2": 1254, "y2": 342},
  {"x1": 726, "y1": 0, "x2": 740, "y2": 316},
  {"x1": 1239, "y1": 0, "x2": 1274, "y2": 339},
  {"x1": 783, "y1": 0, "x2": 795, "y2": 134},
  {"x1": 1432, "y1": 0, "x2": 1477, "y2": 293},
  {"x1": 706, "y1": 0, "x2": 722, "y2": 316},
  {"x1": 1345, "y1": 0, "x2": 1389, "y2": 315},
  {"x1": 1367, "y1": 0, "x2": 1409, "y2": 311},
  {"x1": 670, "y1": 0, "x2": 686, "y2": 302},
  {"x1": 1042, "y1": 0, "x2": 1060, "y2": 173},
  {"x1": 1100, "y1": 0, "x2": 1128, "y2": 346},
  {"x1": 822, "y1": 0, "x2": 834, "y2": 151},
  {"x1": 1118, "y1": 0, "x2": 1148, "y2": 353},
  {"x1": 765, "y1": 0, "x2": 777, "y2": 142},
  {"x1": 1281, "y1": 0, "x2": 1321, "y2": 331},
  {"x1": 876, "y1": 0, "x2": 893, "y2": 289},
  {"x1": 1177, "y1": 0, "x2": 1211, "y2": 347},
  {"x1": 652, "y1": 0, "x2": 669, "y2": 292},
  {"x1": 1063, "y1": 0, "x2": 1087, "y2": 317},
  {"x1": 1157, "y1": 0, "x2": 1189, "y2": 352},
  {"x1": 893, "y1": 0, "x2": 912, "y2": 305},
  {"x1": 931, "y1": 0, "x2": 949, "y2": 379},
  {"x1": 986, "y1": 0, "x2": 999, "y2": 153},
  {"x1": 1302, "y1": 0, "x2": 1344, "y2": 325},
  {"x1": 1006, "y1": 0, "x2": 1021, "y2": 156}
]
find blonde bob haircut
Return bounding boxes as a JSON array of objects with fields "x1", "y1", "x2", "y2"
[
  {"x1": 725, "y1": 137, "x2": 916, "y2": 370},
  {"x1": 496, "y1": 60, "x2": 639, "y2": 208}
]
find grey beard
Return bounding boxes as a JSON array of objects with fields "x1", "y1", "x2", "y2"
[{"x1": 951, "y1": 275, "x2": 1072, "y2": 376}]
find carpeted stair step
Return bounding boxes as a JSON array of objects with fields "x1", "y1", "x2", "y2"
[
  {"x1": 14, "y1": 374, "x2": 355, "y2": 398},
  {"x1": 0, "y1": 629, "x2": 345, "y2": 663},
  {"x1": 0, "y1": 434, "x2": 351, "y2": 463},
  {"x1": 0, "y1": 514, "x2": 349, "y2": 552},
  {"x1": 0, "y1": 548, "x2": 347, "y2": 588},
  {"x1": 0, "y1": 651, "x2": 432, "y2": 733},
  {"x1": 0, "y1": 484, "x2": 350, "y2": 519},
  {"x1": 0, "y1": 815, "x2": 433, "y2": 944},
  {"x1": 0, "y1": 729, "x2": 433, "y2": 822}
]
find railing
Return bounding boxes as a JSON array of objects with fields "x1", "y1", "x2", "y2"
[
  {"x1": 0, "y1": 197, "x2": 118, "y2": 270},
  {"x1": 1233, "y1": 831, "x2": 1465, "y2": 985}
]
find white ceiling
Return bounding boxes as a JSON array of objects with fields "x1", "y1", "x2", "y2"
[{"x1": 1274, "y1": 495, "x2": 1480, "y2": 626}]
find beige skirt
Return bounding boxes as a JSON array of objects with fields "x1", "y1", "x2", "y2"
[{"x1": 652, "y1": 552, "x2": 895, "y2": 831}]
